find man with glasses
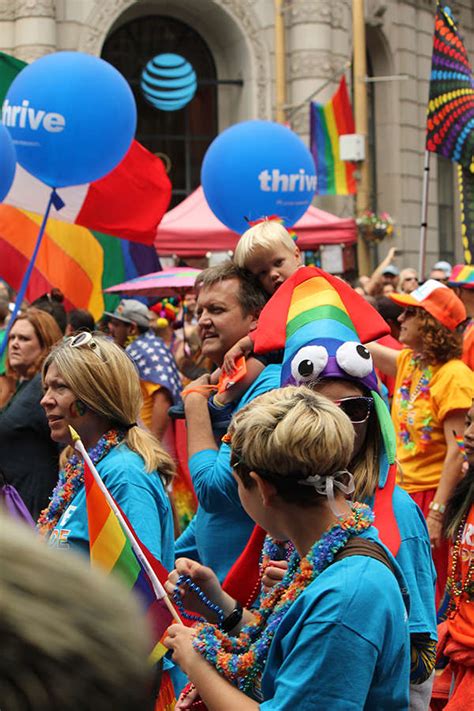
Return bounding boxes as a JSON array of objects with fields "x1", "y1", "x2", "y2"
[
  {"x1": 429, "y1": 260, "x2": 452, "y2": 283},
  {"x1": 105, "y1": 299, "x2": 181, "y2": 446},
  {"x1": 448, "y1": 264, "x2": 474, "y2": 369},
  {"x1": 175, "y1": 262, "x2": 279, "y2": 583}
]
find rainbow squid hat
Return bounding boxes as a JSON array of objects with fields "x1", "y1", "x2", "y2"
[
  {"x1": 223, "y1": 267, "x2": 402, "y2": 602},
  {"x1": 252, "y1": 265, "x2": 397, "y2": 475}
]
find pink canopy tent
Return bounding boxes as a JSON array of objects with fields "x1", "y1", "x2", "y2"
[{"x1": 155, "y1": 186, "x2": 356, "y2": 257}]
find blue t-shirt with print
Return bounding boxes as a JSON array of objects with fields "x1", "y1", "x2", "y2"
[
  {"x1": 48, "y1": 443, "x2": 175, "y2": 572},
  {"x1": 175, "y1": 364, "x2": 281, "y2": 581},
  {"x1": 260, "y1": 529, "x2": 410, "y2": 710}
]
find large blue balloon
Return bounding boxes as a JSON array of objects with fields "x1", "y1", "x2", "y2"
[
  {"x1": 0, "y1": 124, "x2": 16, "y2": 201},
  {"x1": 3, "y1": 51, "x2": 136, "y2": 188},
  {"x1": 201, "y1": 120, "x2": 316, "y2": 233}
]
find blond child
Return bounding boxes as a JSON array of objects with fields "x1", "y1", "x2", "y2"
[{"x1": 208, "y1": 221, "x2": 302, "y2": 419}]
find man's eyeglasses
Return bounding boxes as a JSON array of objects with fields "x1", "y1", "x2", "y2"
[
  {"x1": 68, "y1": 331, "x2": 106, "y2": 361},
  {"x1": 334, "y1": 396, "x2": 373, "y2": 424}
]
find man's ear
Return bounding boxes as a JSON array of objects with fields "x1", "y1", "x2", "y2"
[
  {"x1": 294, "y1": 245, "x2": 302, "y2": 265},
  {"x1": 129, "y1": 322, "x2": 139, "y2": 336},
  {"x1": 250, "y1": 471, "x2": 277, "y2": 506},
  {"x1": 248, "y1": 311, "x2": 260, "y2": 332}
]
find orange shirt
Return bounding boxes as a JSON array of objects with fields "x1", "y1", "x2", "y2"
[
  {"x1": 392, "y1": 349, "x2": 474, "y2": 493},
  {"x1": 447, "y1": 504, "x2": 474, "y2": 649}
]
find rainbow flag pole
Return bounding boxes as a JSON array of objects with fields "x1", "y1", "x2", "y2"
[{"x1": 69, "y1": 426, "x2": 181, "y2": 627}]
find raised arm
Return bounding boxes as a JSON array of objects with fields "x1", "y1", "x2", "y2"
[{"x1": 367, "y1": 341, "x2": 399, "y2": 377}]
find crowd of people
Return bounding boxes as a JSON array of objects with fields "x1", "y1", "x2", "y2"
[{"x1": 1, "y1": 222, "x2": 473, "y2": 710}]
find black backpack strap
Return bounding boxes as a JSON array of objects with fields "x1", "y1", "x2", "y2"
[{"x1": 333, "y1": 536, "x2": 394, "y2": 574}]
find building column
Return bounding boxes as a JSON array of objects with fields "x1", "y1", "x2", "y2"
[{"x1": 14, "y1": 0, "x2": 56, "y2": 62}]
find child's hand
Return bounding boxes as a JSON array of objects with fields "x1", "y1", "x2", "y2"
[
  {"x1": 166, "y1": 558, "x2": 224, "y2": 620},
  {"x1": 223, "y1": 340, "x2": 251, "y2": 374},
  {"x1": 261, "y1": 560, "x2": 288, "y2": 593}
]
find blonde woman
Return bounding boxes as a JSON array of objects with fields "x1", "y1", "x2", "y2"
[
  {"x1": 166, "y1": 387, "x2": 410, "y2": 710},
  {"x1": 37, "y1": 332, "x2": 175, "y2": 570}
]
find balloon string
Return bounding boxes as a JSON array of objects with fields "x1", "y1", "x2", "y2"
[{"x1": 0, "y1": 188, "x2": 64, "y2": 358}]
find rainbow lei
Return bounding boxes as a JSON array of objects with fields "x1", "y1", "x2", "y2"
[
  {"x1": 192, "y1": 503, "x2": 374, "y2": 695},
  {"x1": 397, "y1": 356, "x2": 433, "y2": 453},
  {"x1": 37, "y1": 428, "x2": 126, "y2": 534}
]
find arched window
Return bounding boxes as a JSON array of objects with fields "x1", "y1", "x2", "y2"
[
  {"x1": 437, "y1": 156, "x2": 455, "y2": 263},
  {"x1": 102, "y1": 15, "x2": 218, "y2": 207}
]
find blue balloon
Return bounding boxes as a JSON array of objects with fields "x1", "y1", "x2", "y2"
[
  {"x1": 140, "y1": 54, "x2": 197, "y2": 112},
  {"x1": 0, "y1": 124, "x2": 16, "y2": 202},
  {"x1": 201, "y1": 120, "x2": 316, "y2": 233},
  {"x1": 3, "y1": 51, "x2": 136, "y2": 188}
]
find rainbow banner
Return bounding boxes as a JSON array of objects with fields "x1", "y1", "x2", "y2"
[
  {"x1": 83, "y1": 455, "x2": 175, "y2": 663},
  {"x1": 310, "y1": 76, "x2": 357, "y2": 195},
  {"x1": 426, "y1": 4, "x2": 474, "y2": 172}
]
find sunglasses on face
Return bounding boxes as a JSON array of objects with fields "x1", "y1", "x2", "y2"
[
  {"x1": 401, "y1": 307, "x2": 418, "y2": 318},
  {"x1": 334, "y1": 396, "x2": 373, "y2": 423}
]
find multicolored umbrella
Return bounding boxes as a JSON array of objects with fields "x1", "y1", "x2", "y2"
[{"x1": 104, "y1": 267, "x2": 201, "y2": 297}]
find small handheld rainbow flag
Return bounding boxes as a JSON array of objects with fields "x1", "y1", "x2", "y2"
[
  {"x1": 70, "y1": 427, "x2": 181, "y2": 663},
  {"x1": 453, "y1": 430, "x2": 467, "y2": 461}
]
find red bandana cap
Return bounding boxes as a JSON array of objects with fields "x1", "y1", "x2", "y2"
[{"x1": 389, "y1": 279, "x2": 466, "y2": 331}]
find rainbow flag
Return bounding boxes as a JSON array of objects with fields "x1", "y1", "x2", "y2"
[
  {"x1": 310, "y1": 76, "x2": 357, "y2": 195},
  {"x1": 84, "y1": 458, "x2": 174, "y2": 663},
  {"x1": 453, "y1": 430, "x2": 467, "y2": 460},
  {"x1": 0, "y1": 204, "x2": 160, "y2": 320}
]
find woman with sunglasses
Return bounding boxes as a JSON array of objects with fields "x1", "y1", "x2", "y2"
[
  {"x1": 368, "y1": 280, "x2": 474, "y2": 607},
  {"x1": 166, "y1": 387, "x2": 411, "y2": 710},
  {"x1": 0, "y1": 309, "x2": 62, "y2": 519},
  {"x1": 37, "y1": 332, "x2": 175, "y2": 569}
]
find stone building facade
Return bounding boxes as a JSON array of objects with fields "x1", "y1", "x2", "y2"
[{"x1": 0, "y1": 0, "x2": 473, "y2": 271}]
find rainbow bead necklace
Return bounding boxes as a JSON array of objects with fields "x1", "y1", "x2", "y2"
[
  {"x1": 192, "y1": 503, "x2": 374, "y2": 695},
  {"x1": 37, "y1": 428, "x2": 125, "y2": 534}
]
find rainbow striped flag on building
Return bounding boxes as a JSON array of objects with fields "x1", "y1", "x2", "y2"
[
  {"x1": 310, "y1": 76, "x2": 357, "y2": 195},
  {"x1": 83, "y1": 455, "x2": 176, "y2": 663}
]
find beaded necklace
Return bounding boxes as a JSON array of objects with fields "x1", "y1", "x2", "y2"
[
  {"x1": 446, "y1": 511, "x2": 474, "y2": 619},
  {"x1": 192, "y1": 503, "x2": 373, "y2": 695},
  {"x1": 37, "y1": 428, "x2": 126, "y2": 534},
  {"x1": 397, "y1": 355, "x2": 433, "y2": 452}
]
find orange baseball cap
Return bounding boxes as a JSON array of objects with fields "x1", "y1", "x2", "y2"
[{"x1": 389, "y1": 279, "x2": 466, "y2": 331}]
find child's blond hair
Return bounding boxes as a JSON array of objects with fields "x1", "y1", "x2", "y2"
[{"x1": 234, "y1": 221, "x2": 296, "y2": 269}]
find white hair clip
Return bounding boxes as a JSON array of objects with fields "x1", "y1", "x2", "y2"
[{"x1": 298, "y1": 470, "x2": 355, "y2": 517}]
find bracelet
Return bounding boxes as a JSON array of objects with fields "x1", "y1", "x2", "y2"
[
  {"x1": 428, "y1": 501, "x2": 446, "y2": 514},
  {"x1": 220, "y1": 600, "x2": 243, "y2": 633}
]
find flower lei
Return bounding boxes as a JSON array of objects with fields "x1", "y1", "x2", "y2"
[
  {"x1": 37, "y1": 428, "x2": 126, "y2": 534},
  {"x1": 446, "y1": 512, "x2": 474, "y2": 619},
  {"x1": 192, "y1": 503, "x2": 373, "y2": 695},
  {"x1": 397, "y1": 356, "x2": 433, "y2": 453}
]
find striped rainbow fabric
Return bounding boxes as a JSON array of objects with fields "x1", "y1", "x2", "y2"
[
  {"x1": 0, "y1": 204, "x2": 160, "y2": 320},
  {"x1": 310, "y1": 76, "x2": 357, "y2": 195},
  {"x1": 84, "y1": 459, "x2": 173, "y2": 663}
]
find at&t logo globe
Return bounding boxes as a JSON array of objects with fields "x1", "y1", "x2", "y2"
[{"x1": 140, "y1": 53, "x2": 197, "y2": 112}]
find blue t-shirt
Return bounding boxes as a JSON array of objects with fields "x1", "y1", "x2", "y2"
[
  {"x1": 260, "y1": 530, "x2": 410, "y2": 710},
  {"x1": 175, "y1": 364, "x2": 281, "y2": 581},
  {"x1": 367, "y1": 481, "x2": 437, "y2": 641},
  {"x1": 48, "y1": 443, "x2": 175, "y2": 572}
]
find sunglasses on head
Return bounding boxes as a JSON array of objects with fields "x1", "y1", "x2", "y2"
[
  {"x1": 334, "y1": 396, "x2": 373, "y2": 423},
  {"x1": 68, "y1": 331, "x2": 106, "y2": 361}
]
